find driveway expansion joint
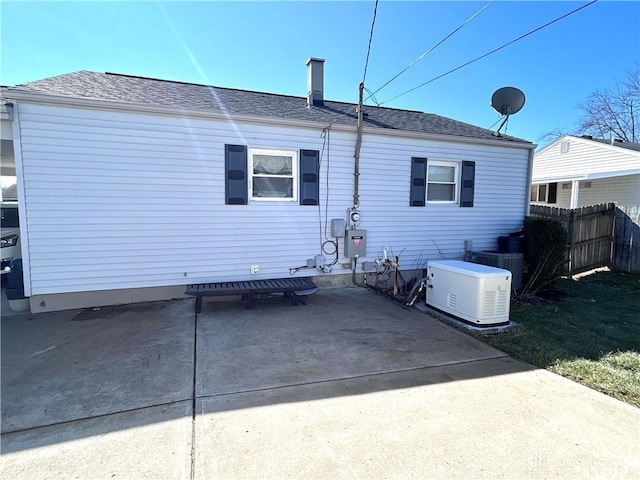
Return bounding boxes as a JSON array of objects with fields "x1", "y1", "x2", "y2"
[
  {"x1": 194, "y1": 354, "x2": 510, "y2": 401},
  {"x1": 0, "y1": 398, "x2": 193, "y2": 436}
]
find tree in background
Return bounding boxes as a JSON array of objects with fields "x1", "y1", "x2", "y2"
[
  {"x1": 539, "y1": 65, "x2": 639, "y2": 144},
  {"x1": 578, "y1": 65, "x2": 639, "y2": 142}
]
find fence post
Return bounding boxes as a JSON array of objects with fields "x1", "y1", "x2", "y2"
[
  {"x1": 567, "y1": 210, "x2": 576, "y2": 277},
  {"x1": 608, "y1": 203, "x2": 616, "y2": 268}
]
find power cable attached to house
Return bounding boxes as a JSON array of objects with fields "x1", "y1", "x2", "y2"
[
  {"x1": 377, "y1": 0, "x2": 599, "y2": 107},
  {"x1": 362, "y1": 0, "x2": 380, "y2": 85},
  {"x1": 316, "y1": 125, "x2": 339, "y2": 266}
]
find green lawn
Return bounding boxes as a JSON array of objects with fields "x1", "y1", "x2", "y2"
[{"x1": 474, "y1": 270, "x2": 640, "y2": 408}]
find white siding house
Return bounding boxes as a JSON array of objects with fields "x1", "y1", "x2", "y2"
[
  {"x1": 4, "y1": 67, "x2": 535, "y2": 312},
  {"x1": 531, "y1": 135, "x2": 640, "y2": 209}
]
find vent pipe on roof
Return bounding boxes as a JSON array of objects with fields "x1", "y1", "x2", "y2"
[{"x1": 307, "y1": 58, "x2": 325, "y2": 107}]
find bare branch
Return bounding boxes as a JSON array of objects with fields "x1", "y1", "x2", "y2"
[{"x1": 577, "y1": 66, "x2": 640, "y2": 142}]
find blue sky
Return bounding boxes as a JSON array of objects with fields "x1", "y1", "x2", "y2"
[{"x1": 1, "y1": 1, "x2": 639, "y2": 146}]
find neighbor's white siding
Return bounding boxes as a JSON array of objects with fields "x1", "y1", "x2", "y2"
[
  {"x1": 575, "y1": 174, "x2": 640, "y2": 207},
  {"x1": 16, "y1": 102, "x2": 531, "y2": 295},
  {"x1": 532, "y1": 137, "x2": 640, "y2": 180},
  {"x1": 556, "y1": 182, "x2": 574, "y2": 209},
  {"x1": 532, "y1": 175, "x2": 640, "y2": 209}
]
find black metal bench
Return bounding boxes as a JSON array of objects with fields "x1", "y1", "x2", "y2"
[{"x1": 185, "y1": 277, "x2": 319, "y2": 315}]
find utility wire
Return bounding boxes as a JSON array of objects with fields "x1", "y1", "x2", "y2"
[
  {"x1": 378, "y1": 0, "x2": 599, "y2": 106},
  {"x1": 362, "y1": 0, "x2": 379, "y2": 84},
  {"x1": 368, "y1": 0, "x2": 495, "y2": 103},
  {"x1": 364, "y1": 87, "x2": 380, "y2": 106},
  {"x1": 318, "y1": 0, "x2": 379, "y2": 129}
]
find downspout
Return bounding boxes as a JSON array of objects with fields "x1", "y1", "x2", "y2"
[
  {"x1": 7, "y1": 100, "x2": 32, "y2": 297},
  {"x1": 525, "y1": 146, "x2": 535, "y2": 217}
]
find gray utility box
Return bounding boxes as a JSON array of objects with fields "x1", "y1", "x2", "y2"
[
  {"x1": 331, "y1": 218, "x2": 346, "y2": 238},
  {"x1": 345, "y1": 229, "x2": 367, "y2": 258},
  {"x1": 469, "y1": 251, "x2": 523, "y2": 290}
]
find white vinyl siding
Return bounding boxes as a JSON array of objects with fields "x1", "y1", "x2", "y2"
[
  {"x1": 575, "y1": 174, "x2": 640, "y2": 207},
  {"x1": 556, "y1": 183, "x2": 573, "y2": 208},
  {"x1": 533, "y1": 175, "x2": 639, "y2": 208},
  {"x1": 16, "y1": 102, "x2": 531, "y2": 295},
  {"x1": 533, "y1": 137, "x2": 640, "y2": 180}
]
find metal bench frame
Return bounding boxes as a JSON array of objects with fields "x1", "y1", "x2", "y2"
[{"x1": 185, "y1": 277, "x2": 318, "y2": 315}]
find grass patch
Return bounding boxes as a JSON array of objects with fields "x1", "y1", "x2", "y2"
[
  {"x1": 552, "y1": 352, "x2": 640, "y2": 406},
  {"x1": 474, "y1": 270, "x2": 640, "y2": 407}
]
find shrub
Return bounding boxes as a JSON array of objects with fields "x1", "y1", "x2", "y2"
[{"x1": 522, "y1": 217, "x2": 567, "y2": 294}]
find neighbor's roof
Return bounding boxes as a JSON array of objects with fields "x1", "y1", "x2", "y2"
[
  {"x1": 4, "y1": 71, "x2": 531, "y2": 144},
  {"x1": 574, "y1": 135, "x2": 640, "y2": 153},
  {"x1": 536, "y1": 134, "x2": 640, "y2": 157}
]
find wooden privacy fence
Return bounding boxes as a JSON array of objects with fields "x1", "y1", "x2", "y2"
[
  {"x1": 614, "y1": 205, "x2": 640, "y2": 274},
  {"x1": 529, "y1": 203, "x2": 616, "y2": 275}
]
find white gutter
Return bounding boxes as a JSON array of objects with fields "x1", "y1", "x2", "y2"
[
  {"x1": 587, "y1": 168, "x2": 640, "y2": 180},
  {"x1": 4, "y1": 90, "x2": 536, "y2": 151},
  {"x1": 533, "y1": 168, "x2": 640, "y2": 184},
  {"x1": 533, "y1": 175, "x2": 589, "y2": 184}
]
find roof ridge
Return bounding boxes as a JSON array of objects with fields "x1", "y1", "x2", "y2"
[
  {"x1": 569, "y1": 134, "x2": 640, "y2": 145},
  {"x1": 100, "y1": 72, "x2": 431, "y2": 115},
  {"x1": 9, "y1": 70, "x2": 532, "y2": 144},
  {"x1": 20, "y1": 71, "x2": 448, "y2": 117},
  {"x1": 104, "y1": 71, "x2": 314, "y2": 102}
]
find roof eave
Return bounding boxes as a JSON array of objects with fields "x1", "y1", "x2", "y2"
[
  {"x1": 5, "y1": 89, "x2": 535, "y2": 150},
  {"x1": 533, "y1": 168, "x2": 640, "y2": 183}
]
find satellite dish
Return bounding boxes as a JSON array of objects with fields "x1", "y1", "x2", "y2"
[
  {"x1": 491, "y1": 87, "x2": 525, "y2": 115},
  {"x1": 491, "y1": 87, "x2": 525, "y2": 136}
]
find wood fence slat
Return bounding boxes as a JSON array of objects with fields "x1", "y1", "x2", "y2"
[
  {"x1": 531, "y1": 202, "x2": 639, "y2": 274},
  {"x1": 613, "y1": 205, "x2": 640, "y2": 273}
]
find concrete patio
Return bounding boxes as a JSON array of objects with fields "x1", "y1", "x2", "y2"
[{"x1": 1, "y1": 287, "x2": 639, "y2": 479}]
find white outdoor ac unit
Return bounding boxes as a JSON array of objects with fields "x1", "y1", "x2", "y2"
[{"x1": 426, "y1": 260, "x2": 511, "y2": 326}]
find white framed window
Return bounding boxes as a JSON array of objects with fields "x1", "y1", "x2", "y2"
[
  {"x1": 426, "y1": 161, "x2": 459, "y2": 203},
  {"x1": 530, "y1": 184, "x2": 548, "y2": 202},
  {"x1": 249, "y1": 148, "x2": 298, "y2": 201}
]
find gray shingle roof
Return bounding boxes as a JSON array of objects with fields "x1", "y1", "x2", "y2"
[
  {"x1": 6, "y1": 71, "x2": 531, "y2": 144},
  {"x1": 570, "y1": 135, "x2": 640, "y2": 153}
]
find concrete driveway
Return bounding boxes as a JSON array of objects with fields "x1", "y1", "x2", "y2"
[{"x1": 1, "y1": 287, "x2": 639, "y2": 479}]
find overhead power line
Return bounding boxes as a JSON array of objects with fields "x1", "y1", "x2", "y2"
[
  {"x1": 378, "y1": 0, "x2": 599, "y2": 107},
  {"x1": 362, "y1": 0, "x2": 379, "y2": 84},
  {"x1": 367, "y1": 0, "x2": 495, "y2": 103}
]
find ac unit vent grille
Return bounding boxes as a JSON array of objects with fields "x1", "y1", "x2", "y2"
[
  {"x1": 470, "y1": 252, "x2": 523, "y2": 290},
  {"x1": 447, "y1": 293, "x2": 456, "y2": 309}
]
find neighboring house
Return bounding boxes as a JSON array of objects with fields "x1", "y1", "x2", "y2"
[
  {"x1": 531, "y1": 135, "x2": 640, "y2": 209},
  {"x1": 2, "y1": 59, "x2": 535, "y2": 312}
]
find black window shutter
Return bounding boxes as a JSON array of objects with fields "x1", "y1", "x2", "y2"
[
  {"x1": 410, "y1": 157, "x2": 427, "y2": 206},
  {"x1": 225, "y1": 144, "x2": 248, "y2": 205},
  {"x1": 460, "y1": 161, "x2": 475, "y2": 207},
  {"x1": 547, "y1": 182, "x2": 558, "y2": 204},
  {"x1": 299, "y1": 149, "x2": 320, "y2": 206}
]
